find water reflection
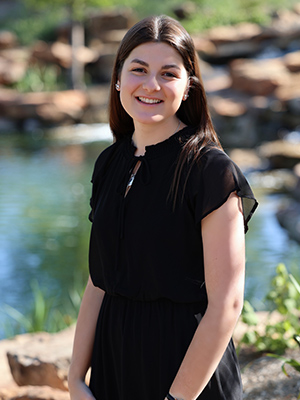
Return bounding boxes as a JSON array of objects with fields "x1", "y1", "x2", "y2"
[
  {"x1": 0, "y1": 132, "x2": 111, "y2": 338},
  {"x1": 245, "y1": 192, "x2": 300, "y2": 310},
  {"x1": 0, "y1": 128, "x2": 300, "y2": 339}
]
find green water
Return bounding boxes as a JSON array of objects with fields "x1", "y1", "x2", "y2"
[{"x1": 0, "y1": 127, "x2": 299, "y2": 339}]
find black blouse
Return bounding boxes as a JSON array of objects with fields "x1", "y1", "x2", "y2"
[{"x1": 88, "y1": 126, "x2": 258, "y2": 304}]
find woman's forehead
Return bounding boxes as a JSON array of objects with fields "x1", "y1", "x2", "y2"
[{"x1": 125, "y1": 42, "x2": 185, "y2": 66}]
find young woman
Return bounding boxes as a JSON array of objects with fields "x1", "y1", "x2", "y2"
[{"x1": 68, "y1": 15, "x2": 258, "y2": 400}]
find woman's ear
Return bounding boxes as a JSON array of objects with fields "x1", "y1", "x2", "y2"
[{"x1": 183, "y1": 78, "x2": 190, "y2": 101}]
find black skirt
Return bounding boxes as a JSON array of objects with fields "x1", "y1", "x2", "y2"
[{"x1": 89, "y1": 294, "x2": 243, "y2": 400}]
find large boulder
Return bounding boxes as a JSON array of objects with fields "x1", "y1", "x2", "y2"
[
  {"x1": 0, "y1": 89, "x2": 89, "y2": 125},
  {"x1": 194, "y1": 23, "x2": 263, "y2": 62},
  {"x1": 5, "y1": 327, "x2": 74, "y2": 391},
  {"x1": 229, "y1": 58, "x2": 290, "y2": 96},
  {"x1": 258, "y1": 140, "x2": 300, "y2": 169},
  {"x1": 31, "y1": 41, "x2": 98, "y2": 69},
  {"x1": 283, "y1": 50, "x2": 300, "y2": 73}
]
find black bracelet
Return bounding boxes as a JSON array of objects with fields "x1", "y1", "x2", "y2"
[{"x1": 166, "y1": 394, "x2": 176, "y2": 400}]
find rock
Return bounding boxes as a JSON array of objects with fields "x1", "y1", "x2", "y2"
[
  {"x1": 192, "y1": 35, "x2": 217, "y2": 58},
  {"x1": 0, "y1": 89, "x2": 89, "y2": 125},
  {"x1": 230, "y1": 58, "x2": 290, "y2": 96},
  {"x1": 0, "y1": 31, "x2": 18, "y2": 50},
  {"x1": 96, "y1": 29, "x2": 127, "y2": 45},
  {"x1": 241, "y1": 350, "x2": 300, "y2": 400},
  {"x1": 0, "y1": 385, "x2": 70, "y2": 400},
  {"x1": 203, "y1": 74, "x2": 232, "y2": 93},
  {"x1": 81, "y1": 84, "x2": 110, "y2": 124},
  {"x1": 86, "y1": 51, "x2": 116, "y2": 83},
  {"x1": 5, "y1": 327, "x2": 75, "y2": 391},
  {"x1": 283, "y1": 50, "x2": 300, "y2": 72},
  {"x1": 228, "y1": 148, "x2": 264, "y2": 171},
  {"x1": 7, "y1": 353, "x2": 68, "y2": 391},
  {"x1": 173, "y1": 2, "x2": 197, "y2": 20},
  {"x1": 207, "y1": 23, "x2": 263, "y2": 45},
  {"x1": 209, "y1": 95, "x2": 247, "y2": 117},
  {"x1": 0, "y1": 48, "x2": 29, "y2": 85},
  {"x1": 258, "y1": 140, "x2": 300, "y2": 169},
  {"x1": 31, "y1": 41, "x2": 98, "y2": 69},
  {"x1": 199, "y1": 23, "x2": 263, "y2": 61},
  {"x1": 277, "y1": 199, "x2": 300, "y2": 243},
  {"x1": 261, "y1": 9, "x2": 300, "y2": 47},
  {"x1": 30, "y1": 41, "x2": 58, "y2": 66},
  {"x1": 275, "y1": 72, "x2": 300, "y2": 115},
  {"x1": 87, "y1": 9, "x2": 135, "y2": 42},
  {"x1": 291, "y1": 162, "x2": 300, "y2": 201}
]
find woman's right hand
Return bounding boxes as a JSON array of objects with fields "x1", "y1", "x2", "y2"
[{"x1": 68, "y1": 379, "x2": 96, "y2": 400}]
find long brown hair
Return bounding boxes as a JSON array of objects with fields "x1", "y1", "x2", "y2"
[{"x1": 108, "y1": 15, "x2": 222, "y2": 205}]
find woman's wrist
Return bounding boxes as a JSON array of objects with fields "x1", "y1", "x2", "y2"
[{"x1": 166, "y1": 393, "x2": 185, "y2": 400}]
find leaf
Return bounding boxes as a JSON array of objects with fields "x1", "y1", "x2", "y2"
[
  {"x1": 2, "y1": 304, "x2": 32, "y2": 331},
  {"x1": 267, "y1": 353, "x2": 300, "y2": 377},
  {"x1": 289, "y1": 274, "x2": 300, "y2": 296}
]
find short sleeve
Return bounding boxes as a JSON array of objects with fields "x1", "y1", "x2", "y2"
[{"x1": 194, "y1": 148, "x2": 258, "y2": 233}]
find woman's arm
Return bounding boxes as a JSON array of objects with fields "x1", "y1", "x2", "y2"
[
  {"x1": 68, "y1": 275, "x2": 105, "y2": 400},
  {"x1": 168, "y1": 192, "x2": 245, "y2": 400}
]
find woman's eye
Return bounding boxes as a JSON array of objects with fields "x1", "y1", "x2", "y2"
[
  {"x1": 132, "y1": 68, "x2": 145, "y2": 73},
  {"x1": 163, "y1": 72, "x2": 177, "y2": 78}
]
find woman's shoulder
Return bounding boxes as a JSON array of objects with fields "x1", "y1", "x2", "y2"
[
  {"x1": 189, "y1": 145, "x2": 246, "y2": 190},
  {"x1": 92, "y1": 140, "x2": 124, "y2": 181},
  {"x1": 195, "y1": 145, "x2": 235, "y2": 174}
]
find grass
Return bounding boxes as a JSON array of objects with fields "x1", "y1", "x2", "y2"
[{"x1": 2, "y1": 277, "x2": 85, "y2": 338}]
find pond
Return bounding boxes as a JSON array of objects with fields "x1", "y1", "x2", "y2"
[{"x1": 0, "y1": 124, "x2": 300, "y2": 339}]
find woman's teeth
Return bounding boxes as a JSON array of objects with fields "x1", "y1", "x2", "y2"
[{"x1": 138, "y1": 97, "x2": 162, "y2": 104}]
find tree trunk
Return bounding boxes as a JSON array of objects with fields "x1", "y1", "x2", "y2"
[{"x1": 70, "y1": 20, "x2": 85, "y2": 90}]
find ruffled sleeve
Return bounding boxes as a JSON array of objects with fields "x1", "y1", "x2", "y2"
[{"x1": 194, "y1": 148, "x2": 258, "y2": 233}]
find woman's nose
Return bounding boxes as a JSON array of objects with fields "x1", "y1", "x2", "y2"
[{"x1": 142, "y1": 74, "x2": 160, "y2": 92}]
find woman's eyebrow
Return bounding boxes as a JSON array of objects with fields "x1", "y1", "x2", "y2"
[
  {"x1": 162, "y1": 64, "x2": 181, "y2": 70},
  {"x1": 130, "y1": 59, "x2": 181, "y2": 70},
  {"x1": 130, "y1": 58, "x2": 149, "y2": 67}
]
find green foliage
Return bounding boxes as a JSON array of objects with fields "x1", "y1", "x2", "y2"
[
  {"x1": 267, "y1": 352, "x2": 300, "y2": 377},
  {"x1": 2, "y1": 278, "x2": 84, "y2": 337},
  {"x1": 183, "y1": 0, "x2": 300, "y2": 32},
  {"x1": 24, "y1": 0, "x2": 111, "y2": 22},
  {"x1": 4, "y1": 0, "x2": 300, "y2": 46},
  {"x1": 240, "y1": 264, "x2": 300, "y2": 354},
  {"x1": 13, "y1": 64, "x2": 67, "y2": 92},
  {"x1": 0, "y1": 6, "x2": 66, "y2": 46}
]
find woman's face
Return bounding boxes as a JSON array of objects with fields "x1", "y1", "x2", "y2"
[{"x1": 118, "y1": 42, "x2": 189, "y2": 129}]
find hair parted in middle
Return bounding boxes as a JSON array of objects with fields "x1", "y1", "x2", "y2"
[{"x1": 108, "y1": 15, "x2": 222, "y2": 205}]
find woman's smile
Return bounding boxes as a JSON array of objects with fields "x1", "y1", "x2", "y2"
[{"x1": 136, "y1": 96, "x2": 163, "y2": 105}]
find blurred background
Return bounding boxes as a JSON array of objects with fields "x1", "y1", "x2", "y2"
[{"x1": 1, "y1": 0, "x2": 300, "y2": 339}]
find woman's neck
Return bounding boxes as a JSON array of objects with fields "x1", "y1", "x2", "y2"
[{"x1": 132, "y1": 119, "x2": 182, "y2": 156}]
